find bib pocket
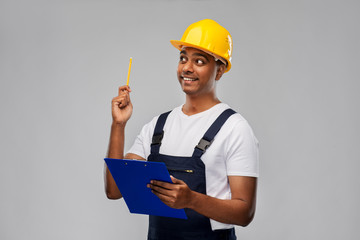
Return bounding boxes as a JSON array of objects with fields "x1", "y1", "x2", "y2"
[
  {"x1": 166, "y1": 165, "x2": 206, "y2": 195},
  {"x1": 167, "y1": 168, "x2": 194, "y2": 174}
]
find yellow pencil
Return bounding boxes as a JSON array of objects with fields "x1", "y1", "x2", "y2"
[{"x1": 126, "y1": 57, "x2": 132, "y2": 86}]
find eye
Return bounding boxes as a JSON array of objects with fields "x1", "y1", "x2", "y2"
[
  {"x1": 196, "y1": 59, "x2": 205, "y2": 65},
  {"x1": 179, "y1": 56, "x2": 187, "y2": 63}
]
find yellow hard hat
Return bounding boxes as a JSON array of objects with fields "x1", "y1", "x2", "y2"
[{"x1": 170, "y1": 19, "x2": 233, "y2": 72}]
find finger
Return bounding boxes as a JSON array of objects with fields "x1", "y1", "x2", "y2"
[
  {"x1": 114, "y1": 92, "x2": 130, "y2": 108},
  {"x1": 119, "y1": 97, "x2": 129, "y2": 108},
  {"x1": 118, "y1": 85, "x2": 131, "y2": 95},
  {"x1": 149, "y1": 184, "x2": 174, "y2": 196},
  {"x1": 152, "y1": 190, "x2": 175, "y2": 206},
  {"x1": 118, "y1": 89, "x2": 129, "y2": 99},
  {"x1": 119, "y1": 90, "x2": 131, "y2": 107},
  {"x1": 113, "y1": 95, "x2": 127, "y2": 102},
  {"x1": 112, "y1": 96, "x2": 122, "y2": 106},
  {"x1": 150, "y1": 180, "x2": 174, "y2": 190},
  {"x1": 112, "y1": 97, "x2": 126, "y2": 108},
  {"x1": 124, "y1": 91, "x2": 131, "y2": 105}
]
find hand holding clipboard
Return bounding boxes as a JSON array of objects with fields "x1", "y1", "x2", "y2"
[{"x1": 105, "y1": 158, "x2": 187, "y2": 219}]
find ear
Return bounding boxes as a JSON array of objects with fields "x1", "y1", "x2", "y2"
[{"x1": 215, "y1": 64, "x2": 226, "y2": 81}]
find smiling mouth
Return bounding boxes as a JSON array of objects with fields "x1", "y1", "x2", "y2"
[{"x1": 182, "y1": 76, "x2": 198, "y2": 82}]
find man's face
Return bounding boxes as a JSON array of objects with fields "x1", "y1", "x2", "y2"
[{"x1": 177, "y1": 47, "x2": 224, "y2": 97}]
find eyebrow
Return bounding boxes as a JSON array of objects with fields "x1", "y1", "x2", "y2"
[{"x1": 180, "y1": 50, "x2": 210, "y2": 61}]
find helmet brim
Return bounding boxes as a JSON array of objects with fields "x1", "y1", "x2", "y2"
[{"x1": 170, "y1": 40, "x2": 231, "y2": 73}]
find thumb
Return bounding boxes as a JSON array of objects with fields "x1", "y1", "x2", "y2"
[
  {"x1": 118, "y1": 85, "x2": 131, "y2": 95},
  {"x1": 170, "y1": 175, "x2": 182, "y2": 184}
]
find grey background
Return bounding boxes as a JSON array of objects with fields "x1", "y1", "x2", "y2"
[{"x1": 1, "y1": 0, "x2": 359, "y2": 239}]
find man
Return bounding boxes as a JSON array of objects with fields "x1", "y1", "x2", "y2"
[{"x1": 105, "y1": 19, "x2": 259, "y2": 240}]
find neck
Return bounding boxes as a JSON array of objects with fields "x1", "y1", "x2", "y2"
[{"x1": 182, "y1": 94, "x2": 221, "y2": 116}]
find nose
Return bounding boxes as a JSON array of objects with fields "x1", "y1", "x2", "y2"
[{"x1": 182, "y1": 60, "x2": 194, "y2": 73}]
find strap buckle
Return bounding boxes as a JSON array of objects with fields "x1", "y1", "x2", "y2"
[
  {"x1": 195, "y1": 138, "x2": 213, "y2": 152},
  {"x1": 151, "y1": 131, "x2": 164, "y2": 145}
]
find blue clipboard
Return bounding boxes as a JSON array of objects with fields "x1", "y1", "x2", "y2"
[{"x1": 104, "y1": 158, "x2": 187, "y2": 219}]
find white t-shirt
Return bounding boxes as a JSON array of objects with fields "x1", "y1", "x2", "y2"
[{"x1": 127, "y1": 103, "x2": 259, "y2": 230}]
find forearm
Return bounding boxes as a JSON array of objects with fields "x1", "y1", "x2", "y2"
[
  {"x1": 150, "y1": 176, "x2": 257, "y2": 226},
  {"x1": 189, "y1": 192, "x2": 255, "y2": 226},
  {"x1": 104, "y1": 122, "x2": 126, "y2": 199},
  {"x1": 107, "y1": 122, "x2": 126, "y2": 159}
]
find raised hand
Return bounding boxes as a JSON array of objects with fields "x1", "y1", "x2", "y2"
[{"x1": 111, "y1": 85, "x2": 133, "y2": 125}]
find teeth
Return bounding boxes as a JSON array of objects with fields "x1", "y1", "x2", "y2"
[{"x1": 183, "y1": 77, "x2": 197, "y2": 81}]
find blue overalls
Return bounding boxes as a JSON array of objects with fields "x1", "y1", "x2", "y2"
[{"x1": 147, "y1": 108, "x2": 237, "y2": 240}]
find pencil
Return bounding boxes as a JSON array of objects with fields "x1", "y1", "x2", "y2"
[{"x1": 126, "y1": 57, "x2": 132, "y2": 86}]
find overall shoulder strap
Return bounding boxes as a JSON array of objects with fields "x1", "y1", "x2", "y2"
[
  {"x1": 192, "y1": 108, "x2": 236, "y2": 158},
  {"x1": 150, "y1": 111, "x2": 171, "y2": 154}
]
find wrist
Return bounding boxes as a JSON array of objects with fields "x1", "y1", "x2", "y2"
[
  {"x1": 188, "y1": 190, "x2": 201, "y2": 209},
  {"x1": 111, "y1": 121, "x2": 127, "y2": 128}
]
